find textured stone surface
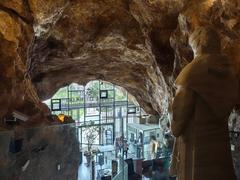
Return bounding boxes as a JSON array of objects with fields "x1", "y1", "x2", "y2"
[
  {"x1": 0, "y1": 0, "x2": 239, "y2": 133},
  {"x1": 29, "y1": 0, "x2": 182, "y2": 115},
  {"x1": 0, "y1": 0, "x2": 240, "y2": 179},
  {"x1": 0, "y1": 124, "x2": 79, "y2": 180},
  {"x1": 170, "y1": 0, "x2": 240, "y2": 78},
  {"x1": 0, "y1": 2, "x2": 50, "y2": 125},
  {"x1": 0, "y1": 0, "x2": 239, "y2": 130},
  {"x1": 27, "y1": 0, "x2": 240, "y2": 116}
]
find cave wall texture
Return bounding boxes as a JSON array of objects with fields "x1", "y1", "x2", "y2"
[
  {"x1": 0, "y1": 0, "x2": 240, "y2": 180},
  {"x1": 0, "y1": 0, "x2": 240, "y2": 123},
  {"x1": 0, "y1": 124, "x2": 79, "y2": 180}
]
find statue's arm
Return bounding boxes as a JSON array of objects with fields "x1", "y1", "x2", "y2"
[{"x1": 171, "y1": 86, "x2": 195, "y2": 137}]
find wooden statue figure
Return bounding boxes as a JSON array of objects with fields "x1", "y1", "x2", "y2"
[{"x1": 170, "y1": 26, "x2": 238, "y2": 180}]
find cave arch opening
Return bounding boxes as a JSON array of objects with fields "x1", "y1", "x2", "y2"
[{"x1": 43, "y1": 80, "x2": 170, "y2": 161}]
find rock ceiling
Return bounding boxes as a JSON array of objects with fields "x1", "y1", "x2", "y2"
[{"x1": 0, "y1": 0, "x2": 239, "y2": 124}]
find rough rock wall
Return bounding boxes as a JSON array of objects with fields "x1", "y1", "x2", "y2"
[
  {"x1": 0, "y1": 1, "x2": 50, "y2": 125},
  {"x1": 0, "y1": 1, "x2": 240, "y2": 178},
  {"x1": 28, "y1": 0, "x2": 240, "y2": 116},
  {"x1": 28, "y1": 0, "x2": 184, "y2": 115},
  {"x1": 0, "y1": 124, "x2": 79, "y2": 180},
  {"x1": 229, "y1": 110, "x2": 240, "y2": 179},
  {"x1": 0, "y1": 3, "x2": 80, "y2": 179},
  {"x1": 0, "y1": 0, "x2": 240, "y2": 126},
  {"x1": 170, "y1": 0, "x2": 240, "y2": 78}
]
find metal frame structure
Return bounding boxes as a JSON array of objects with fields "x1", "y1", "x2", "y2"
[
  {"x1": 48, "y1": 80, "x2": 145, "y2": 150},
  {"x1": 127, "y1": 123, "x2": 163, "y2": 159}
]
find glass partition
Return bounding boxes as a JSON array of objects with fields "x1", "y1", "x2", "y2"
[
  {"x1": 44, "y1": 80, "x2": 147, "y2": 152},
  {"x1": 112, "y1": 158, "x2": 128, "y2": 180}
]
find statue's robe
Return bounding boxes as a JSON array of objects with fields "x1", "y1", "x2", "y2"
[{"x1": 171, "y1": 54, "x2": 238, "y2": 180}]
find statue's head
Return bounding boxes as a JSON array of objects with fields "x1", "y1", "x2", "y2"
[{"x1": 189, "y1": 26, "x2": 221, "y2": 57}]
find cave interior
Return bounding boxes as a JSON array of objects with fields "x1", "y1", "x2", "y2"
[{"x1": 0, "y1": 0, "x2": 240, "y2": 180}]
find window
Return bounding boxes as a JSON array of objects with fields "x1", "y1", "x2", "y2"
[
  {"x1": 100, "y1": 90, "x2": 108, "y2": 99},
  {"x1": 127, "y1": 107, "x2": 136, "y2": 114},
  {"x1": 51, "y1": 99, "x2": 61, "y2": 111}
]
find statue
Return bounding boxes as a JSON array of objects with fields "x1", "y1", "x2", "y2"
[{"x1": 170, "y1": 26, "x2": 239, "y2": 180}]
